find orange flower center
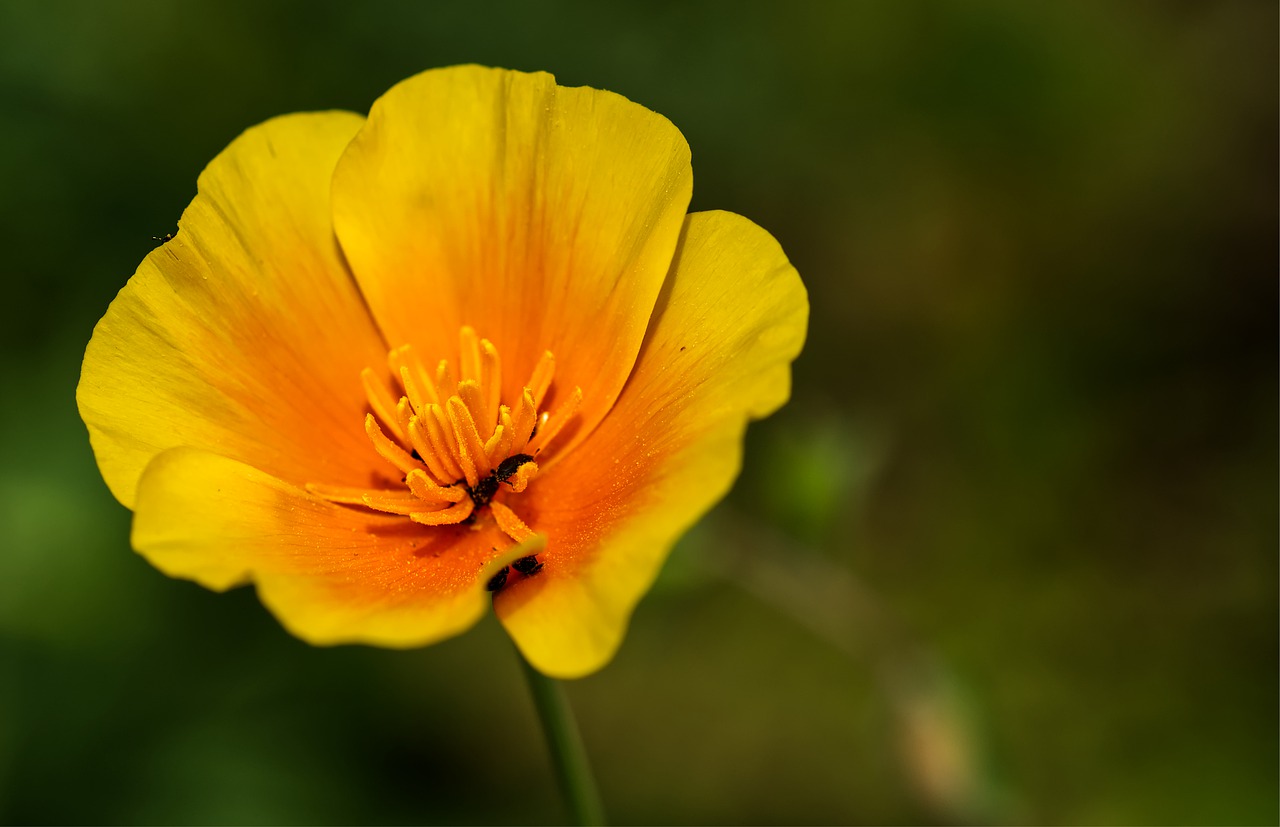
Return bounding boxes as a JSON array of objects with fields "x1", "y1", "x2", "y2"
[{"x1": 308, "y1": 326, "x2": 582, "y2": 556}]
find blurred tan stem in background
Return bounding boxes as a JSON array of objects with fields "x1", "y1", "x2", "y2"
[{"x1": 709, "y1": 509, "x2": 1008, "y2": 823}]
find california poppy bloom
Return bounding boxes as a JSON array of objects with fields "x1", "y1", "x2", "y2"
[{"x1": 77, "y1": 66, "x2": 807, "y2": 678}]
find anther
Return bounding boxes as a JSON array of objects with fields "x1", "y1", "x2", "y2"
[{"x1": 320, "y1": 328, "x2": 581, "y2": 547}]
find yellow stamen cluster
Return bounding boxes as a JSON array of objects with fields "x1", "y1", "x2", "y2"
[{"x1": 309, "y1": 326, "x2": 582, "y2": 544}]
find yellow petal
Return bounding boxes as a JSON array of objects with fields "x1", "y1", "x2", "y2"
[
  {"x1": 331, "y1": 65, "x2": 692, "y2": 453},
  {"x1": 132, "y1": 447, "x2": 540, "y2": 647},
  {"x1": 77, "y1": 112, "x2": 390, "y2": 509},
  {"x1": 494, "y1": 211, "x2": 808, "y2": 678}
]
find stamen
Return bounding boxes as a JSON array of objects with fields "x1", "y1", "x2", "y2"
[
  {"x1": 361, "y1": 490, "x2": 429, "y2": 516},
  {"x1": 528, "y1": 350, "x2": 555, "y2": 408},
  {"x1": 491, "y1": 500, "x2": 536, "y2": 543},
  {"x1": 319, "y1": 329, "x2": 582, "y2": 560},
  {"x1": 305, "y1": 482, "x2": 392, "y2": 505},
  {"x1": 447, "y1": 396, "x2": 489, "y2": 485},
  {"x1": 483, "y1": 423, "x2": 506, "y2": 461},
  {"x1": 391, "y1": 345, "x2": 438, "y2": 411},
  {"x1": 435, "y1": 359, "x2": 456, "y2": 396},
  {"x1": 429, "y1": 403, "x2": 463, "y2": 471},
  {"x1": 527, "y1": 385, "x2": 583, "y2": 455},
  {"x1": 490, "y1": 407, "x2": 516, "y2": 465},
  {"x1": 480, "y1": 338, "x2": 502, "y2": 430},
  {"x1": 422, "y1": 407, "x2": 464, "y2": 482},
  {"x1": 504, "y1": 461, "x2": 538, "y2": 493},
  {"x1": 306, "y1": 483, "x2": 428, "y2": 517},
  {"x1": 510, "y1": 389, "x2": 538, "y2": 452},
  {"x1": 458, "y1": 379, "x2": 490, "y2": 435},
  {"x1": 410, "y1": 498, "x2": 475, "y2": 526},
  {"x1": 459, "y1": 326, "x2": 482, "y2": 384},
  {"x1": 408, "y1": 415, "x2": 454, "y2": 483},
  {"x1": 394, "y1": 396, "x2": 415, "y2": 437},
  {"x1": 398, "y1": 365, "x2": 430, "y2": 414},
  {"x1": 365, "y1": 414, "x2": 422, "y2": 476},
  {"x1": 402, "y1": 408, "x2": 434, "y2": 463},
  {"x1": 405, "y1": 469, "x2": 466, "y2": 504},
  {"x1": 361, "y1": 368, "x2": 406, "y2": 443}
]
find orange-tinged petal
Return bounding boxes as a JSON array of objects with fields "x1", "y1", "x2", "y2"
[
  {"x1": 331, "y1": 65, "x2": 693, "y2": 453},
  {"x1": 494, "y1": 211, "x2": 808, "y2": 678},
  {"x1": 78, "y1": 112, "x2": 390, "y2": 508},
  {"x1": 132, "y1": 447, "x2": 540, "y2": 647}
]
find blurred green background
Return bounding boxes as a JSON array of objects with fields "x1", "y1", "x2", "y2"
[{"x1": 1, "y1": 1, "x2": 1275, "y2": 823}]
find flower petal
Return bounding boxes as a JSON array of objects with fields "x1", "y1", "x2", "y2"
[
  {"x1": 132, "y1": 447, "x2": 540, "y2": 646},
  {"x1": 494, "y1": 211, "x2": 809, "y2": 678},
  {"x1": 77, "y1": 112, "x2": 390, "y2": 509},
  {"x1": 331, "y1": 66, "x2": 693, "y2": 450}
]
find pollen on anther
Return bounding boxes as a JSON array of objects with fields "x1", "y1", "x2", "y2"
[{"x1": 315, "y1": 327, "x2": 582, "y2": 539}]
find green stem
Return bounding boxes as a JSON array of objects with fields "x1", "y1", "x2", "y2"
[{"x1": 517, "y1": 649, "x2": 607, "y2": 826}]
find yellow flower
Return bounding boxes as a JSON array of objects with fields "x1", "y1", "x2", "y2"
[{"x1": 77, "y1": 66, "x2": 807, "y2": 678}]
